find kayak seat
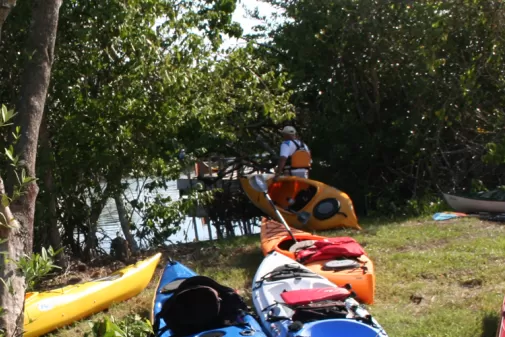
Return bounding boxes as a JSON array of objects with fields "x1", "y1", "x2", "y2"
[
  {"x1": 164, "y1": 285, "x2": 221, "y2": 330},
  {"x1": 288, "y1": 186, "x2": 317, "y2": 212},
  {"x1": 280, "y1": 287, "x2": 351, "y2": 306},
  {"x1": 159, "y1": 276, "x2": 249, "y2": 336}
]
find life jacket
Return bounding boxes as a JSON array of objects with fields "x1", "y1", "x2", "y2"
[
  {"x1": 285, "y1": 140, "x2": 311, "y2": 171},
  {"x1": 295, "y1": 237, "x2": 365, "y2": 264}
]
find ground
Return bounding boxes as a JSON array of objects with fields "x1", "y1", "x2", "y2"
[{"x1": 44, "y1": 215, "x2": 505, "y2": 337}]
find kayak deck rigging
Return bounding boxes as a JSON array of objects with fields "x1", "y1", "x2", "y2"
[{"x1": 253, "y1": 264, "x2": 323, "y2": 289}]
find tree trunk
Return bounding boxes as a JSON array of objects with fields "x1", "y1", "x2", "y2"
[
  {"x1": 114, "y1": 193, "x2": 138, "y2": 253},
  {"x1": 0, "y1": 0, "x2": 17, "y2": 43},
  {"x1": 0, "y1": 177, "x2": 25, "y2": 337},
  {"x1": 39, "y1": 115, "x2": 65, "y2": 267},
  {"x1": 0, "y1": 0, "x2": 62, "y2": 335},
  {"x1": 83, "y1": 191, "x2": 110, "y2": 261}
]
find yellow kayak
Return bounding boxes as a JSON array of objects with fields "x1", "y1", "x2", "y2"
[
  {"x1": 240, "y1": 174, "x2": 361, "y2": 231},
  {"x1": 23, "y1": 253, "x2": 161, "y2": 337}
]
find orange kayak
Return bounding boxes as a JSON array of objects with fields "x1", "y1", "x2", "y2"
[
  {"x1": 260, "y1": 218, "x2": 375, "y2": 304},
  {"x1": 240, "y1": 174, "x2": 361, "y2": 231}
]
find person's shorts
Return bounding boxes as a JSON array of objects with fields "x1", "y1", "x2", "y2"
[{"x1": 284, "y1": 169, "x2": 308, "y2": 179}]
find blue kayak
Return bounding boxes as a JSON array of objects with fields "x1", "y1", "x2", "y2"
[
  {"x1": 291, "y1": 319, "x2": 386, "y2": 337},
  {"x1": 152, "y1": 259, "x2": 267, "y2": 337}
]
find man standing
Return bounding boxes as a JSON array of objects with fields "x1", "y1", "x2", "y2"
[{"x1": 275, "y1": 126, "x2": 312, "y2": 179}]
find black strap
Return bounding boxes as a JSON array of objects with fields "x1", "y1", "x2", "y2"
[{"x1": 290, "y1": 139, "x2": 305, "y2": 151}]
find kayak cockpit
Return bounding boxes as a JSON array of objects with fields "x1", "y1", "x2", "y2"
[
  {"x1": 268, "y1": 180, "x2": 317, "y2": 211},
  {"x1": 295, "y1": 319, "x2": 386, "y2": 337},
  {"x1": 155, "y1": 276, "x2": 250, "y2": 337}
]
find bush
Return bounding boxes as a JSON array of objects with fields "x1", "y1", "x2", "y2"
[
  {"x1": 14, "y1": 246, "x2": 62, "y2": 291},
  {"x1": 85, "y1": 315, "x2": 153, "y2": 337}
]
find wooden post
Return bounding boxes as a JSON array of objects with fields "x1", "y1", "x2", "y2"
[
  {"x1": 192, "y1": 216, "x2": 199, "y2": 241},
  {"x1": 205, "y1": 216, "x2": 212, "y2": 240}
]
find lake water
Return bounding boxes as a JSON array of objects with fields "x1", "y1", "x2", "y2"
[{"x1": 95, "y1": 178, "x2": 260, "y2": 252}]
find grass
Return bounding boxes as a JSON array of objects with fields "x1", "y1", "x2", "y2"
[{"x1": 46, "y1": 215, "x2": 505, "y2": 337}]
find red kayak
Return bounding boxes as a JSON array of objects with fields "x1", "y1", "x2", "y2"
[{"x1": 498, "y1": 296, "x2": 505, "y2": 337}]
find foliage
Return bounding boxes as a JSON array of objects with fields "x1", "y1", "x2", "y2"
[
  {"x1": 127, "y1": 178, "x2": 215, "y2": 247},
  {"x1": 467, "y1": 186, "x2": 505, "y2": 201},
  {"x1": 13, "y1": 0, "x2": 293, "y2": 253},
  {"x1": 203, "y1": 185, "x2": 264, "y2": 238},
  {"x1": 13, "y1": 246, "x2": 62, "y2": 291},
  {"x1": 483, "y1": 141, "x2": 505, "y2": 165},
  {"x1": 0, "y1": 104, "x2": 35, "y2": 218},
  {"x1": 1, "y1": 102, "x2": 39, "y2": 335},
  {"x1": 252, "y1": 0, "x2": 505, "y2": 213},
  {"x1": 84, "y1": 314, "x2": 153, "y2": 337}
]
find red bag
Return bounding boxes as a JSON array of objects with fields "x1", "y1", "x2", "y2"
[
  {"x1": 295, "y1": 237, "x2": 365, "y2": 264},
  {"x1": 280, "y1": 287, "x2": 350, "y2": 306}
]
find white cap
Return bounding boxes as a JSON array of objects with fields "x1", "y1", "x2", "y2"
[{"x1": 280, "y1": 126, "x2": 297, "y2": 135}]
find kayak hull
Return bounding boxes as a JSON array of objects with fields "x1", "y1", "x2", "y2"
[
  {"x1": 240, "y1": 174, "x2": 361, "y2": 231},
  {"x1": 152, "y1": 260, "x2": 266, "y2": 337},
  {"x1": 251, "y1": 251, "x2": 387, "y2": 337},
  {"x1": 23, "y1": 253, "x2": 161, "y2": 337},
  {"x1": 261, "y1": 218, "x2": 375, "y2": 304},
  {"x1": 443, "y1": 193, "x2": 505, "y2": 213}
]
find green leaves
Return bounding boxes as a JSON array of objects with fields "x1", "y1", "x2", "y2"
[
  {"x1": 4, "y1": 146, "x2": 16, "y2": 165},
  {"x1": 483, "y1": 142, "x2": 505, "y2": 165},
  {"x1": 0, "y1": 105, "x2": 16, "y2": 128},
  {"x1": 85, "y1": 315, "x2": 153, "y2": 337},
  {"x1": 1, "y1": 195, "x2": 9, "y2": 208},
  {"x1": 252, "y1": 0, "x2": 505, "y2": 212},
  {"x1": 12, "y1": 246, "x2": 62, "y2": 291}
]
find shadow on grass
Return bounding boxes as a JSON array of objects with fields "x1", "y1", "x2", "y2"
[
  {"x1": 228, "y1": 246, "x2": 264, "y2": 282},
  {"x1": 481, "y1": 312, "x2": 499, "y2": 337},
  {"x1": 136, "y1": 308, "x2": 151, "y2": 320}
]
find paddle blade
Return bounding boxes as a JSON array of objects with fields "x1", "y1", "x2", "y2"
[{"x1": 249, "y1": 174, "x2": 268, "y2": 193}]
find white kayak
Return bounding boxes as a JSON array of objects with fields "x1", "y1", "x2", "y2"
[{"x1": 251, "y1": 251, "x2": 388, "y2": 337}]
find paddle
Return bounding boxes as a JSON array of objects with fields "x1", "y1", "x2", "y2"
[{"x1": 248, "y1": 174, "x2": 298, "y2": 243}]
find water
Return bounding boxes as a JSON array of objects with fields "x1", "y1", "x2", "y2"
[{"x1": 96, "y1": 178, "x2": 260, "y2": 252}]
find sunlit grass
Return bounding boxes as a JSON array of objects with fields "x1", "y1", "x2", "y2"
[{"x1": 47, "y1": 216, "x2": 505, "y2": 337}]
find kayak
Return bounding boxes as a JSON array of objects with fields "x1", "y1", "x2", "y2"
[
  {"x1": 24, "y1": 253, "x2": 161, "y2": 337},
  {"x1": 151, "y1": 259, "x2": 267, "y2": 337},
  {"x1": 251, "y1": 250, "x2": 388, "y2": 337},
  {"x1": 239, "y1": 173, "x2": 361, "y2": 231},
  {"x1": 497, "y1": 296, "x2": 505, "y2": 337},
  {"x1": 443, "y1": 193, "x2": 505, "y2": 213},
  {"x1": 260, "y1": 218, "x2": 375, "y2": 304}
]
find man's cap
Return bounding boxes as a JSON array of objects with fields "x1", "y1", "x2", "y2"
[{"x1": 280, "y1": 126, "x2": 297, "y2": 135}]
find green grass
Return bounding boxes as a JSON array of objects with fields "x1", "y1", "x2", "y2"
[{"x1": 47, "y1": 216, "x2": 505, "y2": 337}]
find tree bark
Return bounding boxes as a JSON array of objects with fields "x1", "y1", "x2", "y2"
[
  {"x1": 0, "y1": 0, "x2": 17, "y2": 44},
  {"x1": 114, "y1": 193, "x2": 139, "y2": 253},
  {"x1": 0, "y1": 0, "x2": 62, "y2": 335},
  {"x1": 0, "y1": 177, "x2": 25, "y2": 337},
  {"x1": 83, "y1": 189, "x2": 111, "y2": 261}
]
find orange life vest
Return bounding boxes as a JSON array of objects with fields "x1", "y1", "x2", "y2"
[{"x1": 286, "y1": 140, "x2": 311, "y2": 170}]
